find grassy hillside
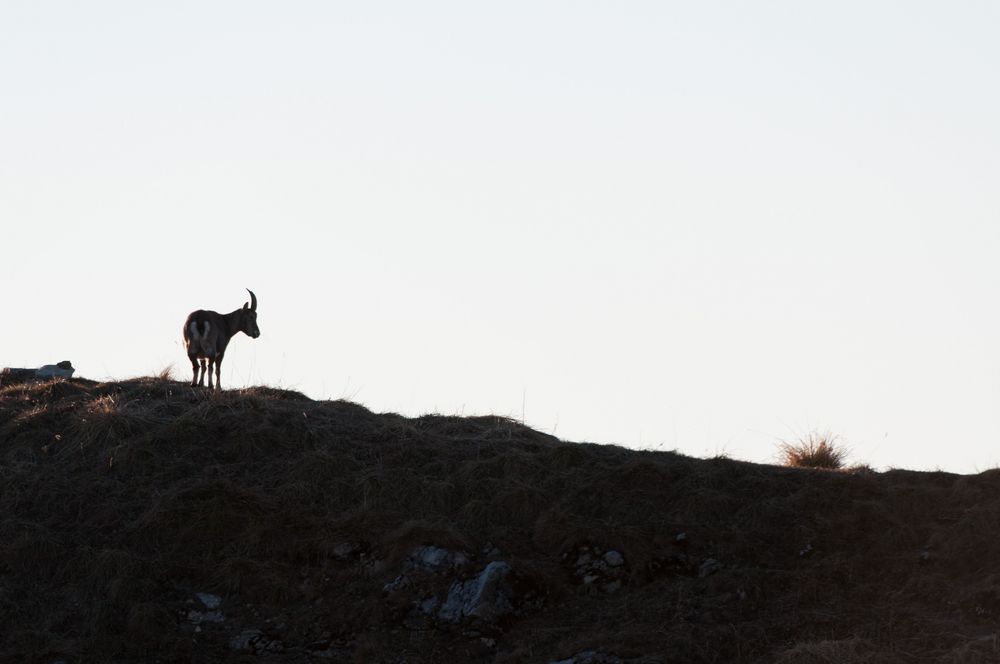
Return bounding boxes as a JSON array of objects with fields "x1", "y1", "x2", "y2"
[{"x1": 1, "y1": 377, "x2": 999, "y2": 663}]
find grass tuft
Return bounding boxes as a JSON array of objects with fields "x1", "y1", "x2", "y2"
[{"x1": 778, "y1": 431, "x2": 849, "y2": 469}]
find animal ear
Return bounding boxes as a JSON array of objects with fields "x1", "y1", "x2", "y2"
[{"x1": 243, "y1": 302, "x2": 249, "y2": 310}]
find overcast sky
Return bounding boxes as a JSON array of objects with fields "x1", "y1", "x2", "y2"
[{"x1": 3, "y1": 1, "x2": 998, "y2": 472}]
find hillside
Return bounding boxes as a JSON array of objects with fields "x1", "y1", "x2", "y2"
[{"x1": 1, "y1": 377, "x2": 999, "y2": 663}]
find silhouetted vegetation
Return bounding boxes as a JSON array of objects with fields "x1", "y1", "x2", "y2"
[
  {"x1": 778, "y1": 431, "x2": 849, "y2": 469},
  {"x1": 1, "y1": 377, "x2": 998, "y2": 663}
]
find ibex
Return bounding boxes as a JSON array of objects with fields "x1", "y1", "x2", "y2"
[{"x1": 183, "y1": 289, "x2": 261, "y2": 390}]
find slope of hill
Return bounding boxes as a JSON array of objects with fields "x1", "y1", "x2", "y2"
[{"x1": 1, "y1": 377, "x2": 999, "y2": 663}]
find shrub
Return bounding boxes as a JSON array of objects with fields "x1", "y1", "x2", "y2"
[{"x1": 778, "y1": 432, "x2": 848, "y2": 469}]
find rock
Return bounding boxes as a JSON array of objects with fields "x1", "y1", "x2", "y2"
[
  {"x1": 698, "y1": 558, "x2": 720, "y2": 578},
  {"x1": 408, "y1": 545, "x2": 469, "y2": 572},
  {"x1": 36, "y1": 361, "x2": 74, "y2": 379},
  {"x1": 187, "y1": 609, "x2": 224, "y2": 624},
  {"x1": 417, "y1": 596, "x2": 438, "y2": 614},
  {"x1": 230, "y1": 629, "x2": 264, "y2": 651},
  {"x1": 2, "y1": 361, "x2": 74, "y2": 384},
  {"x1": 229, "y1": 629, "x2": 283, "y2": 654},
  {"x1": 603, "y1": 550, "x2": 625, "y2": 567},
  {"x1": 365, "y1": 559, "x2": 387, "y2": 576},
  {"x1": 675, "y1": 532, "x2": 688, "y2": 544},
  {"x1": 382, "y1": 574, "x2": 411, "y2": 593},
  {"x1": 439, "y1": 561, "x2": 513, "y2": 624},
  {"x1": 195, "y1": 592, "x2": 222, "y2": 610},
  {"x1": 799, "y1": 543, "x2": 814, "y2": 558},
  {"x1": 572, "y1": 544, "x2": 627, "y2": 591}
]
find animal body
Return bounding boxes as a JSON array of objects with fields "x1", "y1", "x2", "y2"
[{"x1": 183, "y1": 289, "x2": 260, "y2": 389}]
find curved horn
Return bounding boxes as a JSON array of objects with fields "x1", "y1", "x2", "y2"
[{"x1": 247, "y1": 289, "x2": 257, "y2": 312}]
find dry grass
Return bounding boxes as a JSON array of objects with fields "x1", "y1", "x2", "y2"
[
  {"x1": 1, "y1": 378, "x2": 997, "y2": 663},
  {"x1": 778, "y1": 431, "x2": 849, "y2": 469},
  {"x1": 154, "y1": 364, "x2": 176, "y2": 382}
]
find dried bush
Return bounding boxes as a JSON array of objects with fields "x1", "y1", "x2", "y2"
[{"x1": 778, "y1": 432, "x2": 849, "y2": 469}]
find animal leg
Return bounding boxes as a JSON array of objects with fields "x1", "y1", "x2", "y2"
[
  {"x1": 198, "y1": 358, "x2": 207, "y2": 387},
  {"x1": 189, "y1": 355, "x2": 200, "y2": 387},
  {"x1": 214, "y1": 354, "x2": 224, "y2": 390}
]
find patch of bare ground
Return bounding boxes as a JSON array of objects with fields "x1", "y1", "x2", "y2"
[{"x1": 1, "y1": 377, "x2": 999, "y2": 663}]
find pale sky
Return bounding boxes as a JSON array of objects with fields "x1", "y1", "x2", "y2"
[{"x1": 3, "y1": 2, "x2": 999, "y2": 472}]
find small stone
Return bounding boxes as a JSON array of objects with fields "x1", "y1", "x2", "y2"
[
  {"x1": 187, "y1": 609, "x2": 225, "y2": 624},
  {"x1": 418, "y1": 596, "x2": 438, "y2": 614},
  {"x1": 408, "y1": 545, "x2": 468, "y2": 571},
  {"x1": 582, "y1": 574, "x2": 599, "y2": 585},
  {"x1": 603, "y1": 550, "x2": 625, "y2": 567},
  {"x1": 698, "y1": 558, "x2": 720, "y2": 578},
  {"x1": 332, "y1": 542, "x2": 356, "y2": 559},
  {"x1": 799, "y1": 543, "x2": 814, "y2": 558},
  {"x1": 382, "y1": 575, "x2": 411, "y2": 593},
  {"x1": 230, "y1": 629, "x2": 263, "y2": 651},
  {"x1": 413, "y1": 545, "x2": 449, "y2": 568},
  {"x1": 195, "y1": 592, "x2": 222, "y2": 610},
  {"x1": 676, "y1": 532, "x2": 688, "y2": 543}
]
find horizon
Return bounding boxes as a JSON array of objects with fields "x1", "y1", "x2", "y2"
[{"x1": 3, "y1": 2, "x2": 998, "y2": 473}]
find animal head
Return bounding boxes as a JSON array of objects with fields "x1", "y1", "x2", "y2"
[{"x1": 241, "y1": 289, "x2": 261, "y2": 338}]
